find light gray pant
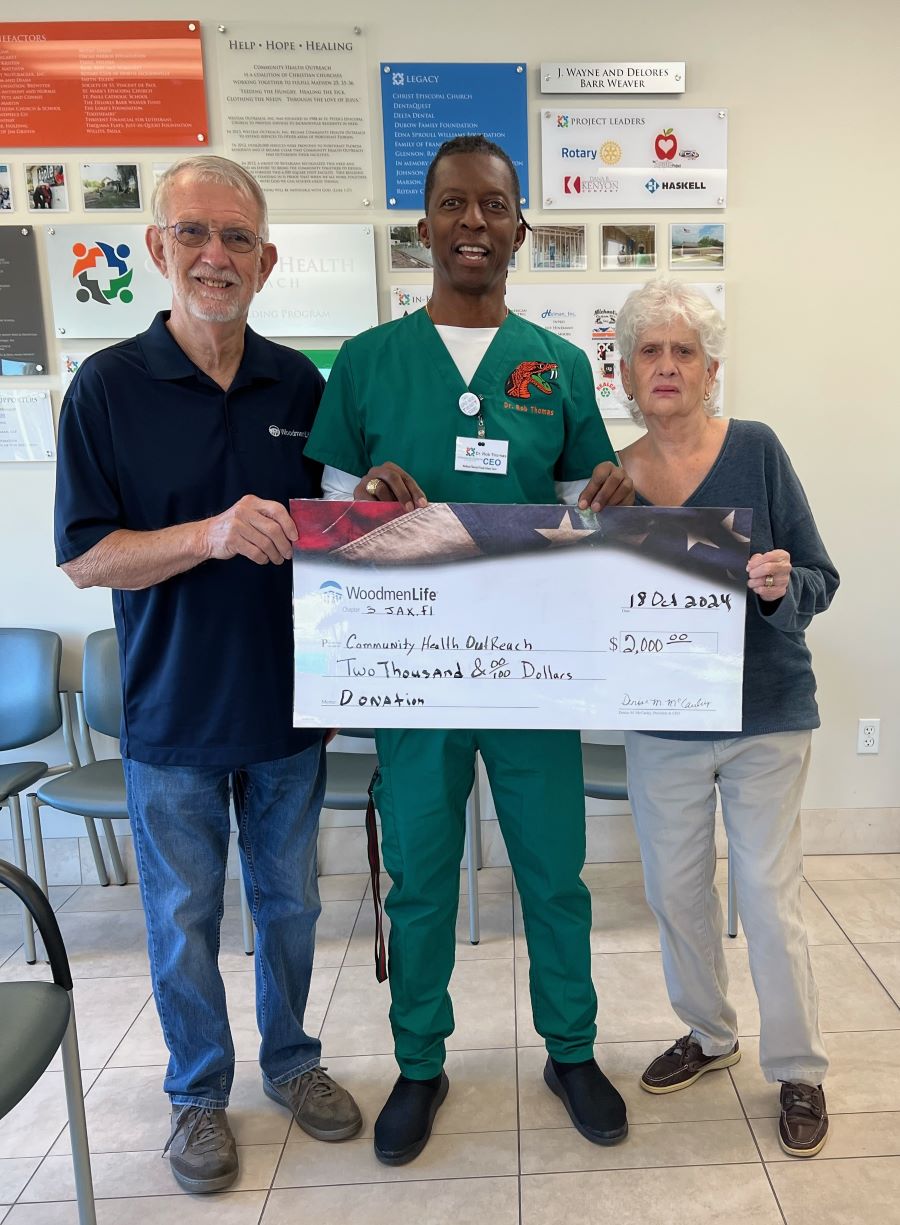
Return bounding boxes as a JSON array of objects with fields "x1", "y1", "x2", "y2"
[{"x1": 624, "y1": 729, "x2": 828, "y2": 1086}]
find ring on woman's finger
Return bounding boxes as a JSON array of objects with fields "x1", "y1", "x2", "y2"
[
  {"x1": 365, "y1": 477, "x2": 382, "y2": 496},
  {"x1": 764, "y1": 574, "x2": 774, "y2": 588}
]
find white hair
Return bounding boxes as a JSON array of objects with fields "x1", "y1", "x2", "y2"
[
  {"x1": 151, "y1": 155, "x2": 269, "y2": 241},
  {"x1": 617, "y1": 278, "x2": 725, "y2": 423}
]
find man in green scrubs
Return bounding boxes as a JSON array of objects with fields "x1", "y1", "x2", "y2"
[{"x1": 307, "y1": 136, "x2": 633, "y2": 1164}]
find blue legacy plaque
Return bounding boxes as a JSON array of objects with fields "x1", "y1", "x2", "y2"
[{"x1": 381, "y1": 62, "x2": 529, "y2": 211}]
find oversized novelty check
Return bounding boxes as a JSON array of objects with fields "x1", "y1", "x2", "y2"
[{"x1": 291, "y1": 501, "x2": 752, "y2": 731}]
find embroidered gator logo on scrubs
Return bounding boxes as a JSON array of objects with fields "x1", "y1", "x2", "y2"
[{"x1": 504, "y1": 361, "x2": 558, "y2": 399}]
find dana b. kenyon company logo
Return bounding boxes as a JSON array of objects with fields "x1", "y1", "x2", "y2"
[{"x1": 71, "y1": 240, "x2": 134, "y2": 305}]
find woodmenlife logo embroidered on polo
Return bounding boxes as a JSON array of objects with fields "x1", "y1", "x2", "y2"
[{"x1": 268, "y1": 426, "x2": 310, "y2": 438}]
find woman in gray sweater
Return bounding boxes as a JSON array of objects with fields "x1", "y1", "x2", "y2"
[{"x1": 616, "y1": 279, "x2": 838, "y2": 1158}]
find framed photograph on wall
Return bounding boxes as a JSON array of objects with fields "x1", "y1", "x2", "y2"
[
  {"x1": 388, "y1": 224, "x2": 432, "y2": 271},
  {"x1": 25, "y1": 164, "x2": 68, "y2": 212},
  {"x1": 0, "y1": 165, "x2": 13, "y2": 211},
  {"x1": 600, "y1": 224, "x2": 657, "y2": 270},
  {"x1": 81, "y1": 163, "x2": 143, "y2": 211},
  {"x1": 669, "y1": 223, "x2": 725, "y2": 269},
  {"x1": 530, "y1": 224, "x2": 587, "y2": 271}
]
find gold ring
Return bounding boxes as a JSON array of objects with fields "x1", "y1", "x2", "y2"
[
  {"x1": 765, "y1": 574, "x2": 774, "y2": 588},
  {"x1": 365, "y1": 478, "x2": 382, "y2": 497}
]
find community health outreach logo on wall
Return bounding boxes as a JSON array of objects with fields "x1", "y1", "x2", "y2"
[{"x1": 44, "y1": 224, "x2": 170, "y2": 338}]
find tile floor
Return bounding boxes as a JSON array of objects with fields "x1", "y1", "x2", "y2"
[{"x1": 2, "y1": 854, "x2": 900, "y2": 1223}]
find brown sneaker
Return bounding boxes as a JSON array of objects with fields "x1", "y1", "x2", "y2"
[
  {"x1": 640, "y1": 1034, "x2": 741, "y2": 1094},
  {"x1": 163, "y1": 1106, "x2": 238, "y2": 1193},
  {"x1": 264, "y1": 1066, "x2": 362, "y2": 1141},
  {"x1": 778, "y1": 1082, "x2": 828, "y2": 1157}
]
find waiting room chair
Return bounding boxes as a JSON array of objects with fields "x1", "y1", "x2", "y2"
[
  {"x1": 239, "y1": 732, "x2": 484, "y2": 952},
  {"x1": 0, "y1": 858, "x2": 96, "y2": 1224},
  {"x1": 328, "y1": 731, "x2": 484, "y2": 944},
  {"x1": 0, "y1": 628, "x2": 82, "y2": 962},
  {"x1": 581, "y1": 740, "x2": 738, "y2": 939},
  {"x1": 26, "y1": 630, "x2": 128, "y2": 933}
]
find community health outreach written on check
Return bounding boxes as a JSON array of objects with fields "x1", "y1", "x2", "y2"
[{"x1": 290, "y1": 501, "x2": 752, "y2": 732}]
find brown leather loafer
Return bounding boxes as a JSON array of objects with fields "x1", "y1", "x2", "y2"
[
  {"x1": 778, "y1": 1082, "x2": 828, "y2": 1157},
  {"x1": 640, "y1": 1034, "x2": 740, "y2": 1094}
]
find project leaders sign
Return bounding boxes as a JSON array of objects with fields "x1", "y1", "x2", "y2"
[{"x1": 541, "y1": 107, "x2": 727, "y2": 210}]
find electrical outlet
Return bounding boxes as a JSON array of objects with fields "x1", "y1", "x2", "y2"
[{"x1": 857, "y1": 718, "x2": 880, "y2": 754}]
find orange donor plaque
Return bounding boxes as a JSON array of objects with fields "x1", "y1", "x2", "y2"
[{"x1": 0, "y1": 21, "x2": 208, "y2": 147}]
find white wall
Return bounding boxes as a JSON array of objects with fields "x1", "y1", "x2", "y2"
[{"x1": 2, "y1": 0, "x2": 898, "y2": 864}]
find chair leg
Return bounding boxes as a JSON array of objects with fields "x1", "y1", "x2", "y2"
[
  {"x1": 471, "y1": 761, "x2": 484, "y2": 870},
  {"x1": 10, "y1": 794, "x2": 37, "y2": 964},
  {"x1": 60, "y1": 996, "x2": 97, "y2": 1225},
  {"x1": 726, "y1": 844, "x2": 738, "y2": 938},
  {"x1": 26, "y1": 794, "x2": 52, "y2": 961},
  {"x1": 465, "y1": 791, "x2": 481, "y2": 945},
  {"x1": 82, "y1": 818, "x2": 110, "y2": 887},
  {"x1": 239, "y1": 875, "x2": 255, "y2": 956},
  {"x1": 99, "y1": 819, "x2": 127, "y2": 885}
]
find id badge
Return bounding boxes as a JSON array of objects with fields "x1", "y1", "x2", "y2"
[{"x1": 454, "y1": 436, "x2": 509, "y2": 475}]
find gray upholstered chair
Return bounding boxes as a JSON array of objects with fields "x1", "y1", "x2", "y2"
[
  {"x1": 327, "y1": 731, "x2": 484, "y2": 944},
  {"x1": 582, "y1": 739, "x2": 738, "y2": 938},
  {"x1": 0, "y1": 628, "x2": 83, "y2": 962},
  {"x1": 26, "y1": 629, "x2": 128, "y2": 918},
  {"x1": 0, "y1": 858, "x2": 96, "y2": 1223},
  {"x1": 240, "y1": 732, "x2": 484, "y2": 953}
]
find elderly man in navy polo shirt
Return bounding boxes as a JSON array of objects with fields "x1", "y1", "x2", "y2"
[{"x1": 54, "y1": 155, "x2": 361, "y2": 1194}]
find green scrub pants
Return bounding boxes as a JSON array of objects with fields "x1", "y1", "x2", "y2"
[{"x1": 374, "y1": 728, "x2": 597, "y2": 1079}]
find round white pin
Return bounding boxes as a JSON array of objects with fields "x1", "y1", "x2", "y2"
[{"x1": 458, "y1": 392, "x2": 481, "y2": 417}]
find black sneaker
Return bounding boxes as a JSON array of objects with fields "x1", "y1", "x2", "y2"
[
  {"x1": 163, "y1": 1105, "x2": 238, "y2": 1193},
  {"x1": 640, "y1": 1035, "x2": 740, "y2": 1094},
  {"x1": 373, "y1": 1071, "x2": 449, "y2": 1165},
  {"x1": 264, "y1": 1066, "x2": 362, "y2": 1141},
  {"x1": 543, "y1": 1057, "x2": 628, "y2": 1145},
  {"x1": 779, "y1": 1082, "x2": 828, "y2": 1157}
]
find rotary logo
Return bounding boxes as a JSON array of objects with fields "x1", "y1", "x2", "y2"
[
  {"x1": 600, "y1": 141, "x2": 622, "y2": 165},
  {"x1": 71, "y1": 240, "x2": 134, "y2": 306}
]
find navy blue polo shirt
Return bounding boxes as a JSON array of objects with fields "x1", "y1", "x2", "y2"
[{"x1": 54, "y1": 312, "x2": 324, "y2": 766}]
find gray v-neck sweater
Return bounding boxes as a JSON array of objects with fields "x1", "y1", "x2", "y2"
[{"x1": 635, "y1": 419, "x2": 839, "y2": 739}]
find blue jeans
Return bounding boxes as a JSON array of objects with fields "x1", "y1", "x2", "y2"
[{"x1": 124, "y1": 743, "x2": 325, "y2": 1108}]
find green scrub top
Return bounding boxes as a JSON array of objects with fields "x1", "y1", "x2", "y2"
[{"x1": 306, "y1": 308, "x2": 616, "y2": 505}]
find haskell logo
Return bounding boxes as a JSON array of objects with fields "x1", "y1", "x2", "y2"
[
  {"x1": 71, "y1": 240, "x2": 134, "y2": 305},
  {"x1": 644, "y1": 178, "x2": 660, "y2": 194},
  {"x1": 319, "y1": 580, "x2": 343, "y2": 604}
]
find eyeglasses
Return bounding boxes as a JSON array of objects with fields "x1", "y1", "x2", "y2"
[{"x1": 162, "y1": 221, "x2": 261, "y2": 254}]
